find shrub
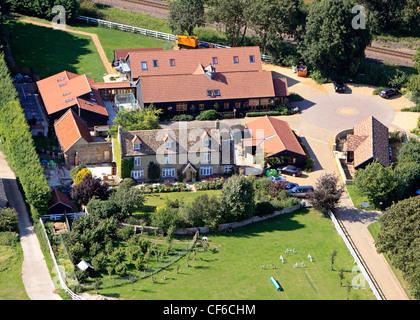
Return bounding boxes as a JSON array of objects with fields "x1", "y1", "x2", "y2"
[
  {"x1": 372, "y1": 87, "x2": 385, "y2": 95},
  {"x1": 196, "y1": 109, "x2": 217, "y2": 120},
  {"x1": 171, "y1": 114, "x2": 194, "y2": 121},
  {"x1": 0, "y1": 208, "x2": 18, "y2": 232},
  {"x1": 75, "y1": 168, "x2": 92, "y2": 185},
  {"x1": 255, "y1": 201, "x2": 275, "y2": 217},
  {"x1": 246, "y1": 111, "x2": 283, "y2": 117}
]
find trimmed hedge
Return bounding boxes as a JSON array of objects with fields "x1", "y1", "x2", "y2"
[
  {"x1": 0, "y1": 54, "x2": 50, "y2": 219},
  {"x1": 245, "y1": 111, "x2": 283, "y2": 117}
]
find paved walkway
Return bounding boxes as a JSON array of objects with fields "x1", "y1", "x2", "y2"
[
  {"x1": 18, "y1": 18, "x2": 115, "y2": 75},
  {"x1": 0, "y1": 152, "x2": 61, "y2": 300}
]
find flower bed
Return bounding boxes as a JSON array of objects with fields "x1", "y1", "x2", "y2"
[
  {"x1": 194, "y1": 177, "x2": 225, "y2": 190},
  {"x1": 137, "y1": 182, "x2": 191, "y2": 193}
]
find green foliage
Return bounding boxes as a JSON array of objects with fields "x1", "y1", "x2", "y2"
[
  {"x1": 195, "y1": 109, "x2": 217, "y2": 120},
  {"x1": 376, "y1": 197, "x2": 420, "y2": 299},
  {"x1": 0, "y1": 55, "x2": 50, "y2": 218},
  {"x1": 74, "y1": 168, "x2": 91, "y2": 185},
  {"x1": 354, "y1": 161, "x2": 398, "y2": 207},
  {"x1": 310, "y1": 173, "x2": 345, "y2": 213},
  {"x1": 218, "y1": 174, "x2": 256, "y2": 223},
  {"x1": 179, "y1": 193, "x2": 220, "y2": 227},
  {"x1": 86, "y1": 198, "x2": 121, "y2": 219},
  {"x1": 147, "y1": 161, "x2": 161, "y2": 181},
  {"x1": 7, "y1": 0, "x2": 80, "y2": 21},
  {"x1": 0, "y1": 208, "x2": 18, "y2": 232},
  {"x1": 169, "y1": 0, "x2": 205, "y2": 35},
  {"x1": 300, "y1": 0, "x2": 372, "y2": 80},
  {"x1": 151, "y1": 206, "x2": 183, "y2": 233},
  {"x1": 245, "y1": 111, "x2": 284, "y2": 117},
  {"x1": 171, "y1": 114, "x2": 194, "y2": 122},
  {"x1": 120, "y1": 157, "x2": 134, "y2": 179},
  {"x1": 109, "y1": 184, "x2": 144, "y2": 216}
]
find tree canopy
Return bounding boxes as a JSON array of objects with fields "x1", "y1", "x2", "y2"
[
  {"x1": 299, "y1": 0, "x2": 372, "y2": 81},
  {"x1": 375, "y1": 196, "x2": 420, "y2": 299},
  {"x1": 168, "y1": 0, "x2": 205, "y2": 36}
]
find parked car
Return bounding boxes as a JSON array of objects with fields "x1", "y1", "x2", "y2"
[
  {"x1": 269, "y1": 175, "x2": 286, "y2": 182},
  {"x1": 333, "y1": 81, "x2": 346, "y2": 93},
  {"x1": 285, "y1": 182, "x2": 299, "y2": 190},
  {"x1": 379, "y1": 88, "x2": 398, "y2": 99},
  {"x1": 278, "y1": 165, "x2": 302, "y2": 177},
  {"x1": 287, "y1": 185, "x2": 314, "y2": 198}
]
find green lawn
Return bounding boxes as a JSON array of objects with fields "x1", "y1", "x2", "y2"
[
  {"x1": 96, "y1": 208, "x2": 376, "y2": 300},
  {"x1": 0, "y1": 233, "x2": 29, "y2": 300},
  {"x1": 5, "y1": 19, "x2": 107, "y2": 82},
  {"x1": 345, "y1": 184, "x2": 380, "y2": 211}
]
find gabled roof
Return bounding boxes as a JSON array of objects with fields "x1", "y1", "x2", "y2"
[
  {"x1": 140, "y1": 70, "x2": 284, "y2": 104},
  {"x1": 244, "y1": 116, "x2": 306, "y2": 157},
  {"x1": 37, "y1": 71, "x2": 108, "y2": 117},
  {"x1": 48, "y1": 189, "x2": 73, "y2": 210},
  {"x1": 350, "y1": 116, "x2": 390, "y2": 168},
  {"x1": 37, "y1": 71, "x2": 92, "y2": 115},
  {"x1": 54, "y1": 109, "x2": 93, "y2": 152},
  {"x1": 127, "y1": 46, "x2": 263, "y2": 79}
]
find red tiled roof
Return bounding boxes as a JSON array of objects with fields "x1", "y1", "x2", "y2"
[
  {"x1": 54, "y1": 109, "x2": 93, "y2": 152},
  {"x1": 114, "y1": 47, "x2": 164, "y2": 62},
  {"x1": 140, "y1": 70, "x2": 282, "y2": 103},
  {"x1": 351, "y1": 116, "x2": 390, "y2": 168},
  {"x1": 37, "y1": 71, "x2": 92, "y2": 115},
  {"x1": 273, "y1": 78, "x2": 289, "y2": 96},
  {"x1": 245, "y1": 116, "x2": 306, "y2": 157},
  {"x1": 48, "y1": 189, "x2": 73, "y2": 209},
  {"x1": 128, "y1": 46, "x2": 263, "y2": 79},
  {"x1": 90, "y1": 81, "x2": 133, "y2": 89}
]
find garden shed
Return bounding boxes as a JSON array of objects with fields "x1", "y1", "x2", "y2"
[{"x1": 77, "y1": 260, "x2": 95, "y2": 277}]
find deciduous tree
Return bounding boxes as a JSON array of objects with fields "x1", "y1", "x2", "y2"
[
  {"x1": 310, "y1": 173, "x2": 345, "y2": 213},
  {"x1": 168, "y1": 0, "x2": 205, "y2": 35}
]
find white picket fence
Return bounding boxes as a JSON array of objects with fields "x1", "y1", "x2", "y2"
[
  {"x1": 76, "y1": 16, "x2": 272, "y2": 62},
  {"x1": 39, "y1": 218, "x2": 84, "y2": 300}
]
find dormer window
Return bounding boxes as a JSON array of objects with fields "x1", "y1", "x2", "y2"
[
  {"x1": 249, "y1": 55, "x2": 255, "y2": 63},
  {"x1": 141, "y1": 61, "x2": 148, "y2": 70},
  {"x1": 204, "y1": 139, "x2": 211, "y2": 148},
  {"x1": 165, "y1": 141, "x2": 172, "y2": 150},
  {"x1": 169, "y1": 59, "x2": 176, "y2": 67},
  {"x1": 212, "y1": 57, "x2": 218, "y2": 65},
  {"x1": 233, "y1": 56, "x2": 239, "y2": 64},
  {"x1": 213, "y1": 89, "x2": 220, "y2": 96},
  {"x1": 134, "y1": 142, "x2": 141, "y2": 151},
  {"x1": 153, "y1": 59, "x2": 159, "y2": 68}
]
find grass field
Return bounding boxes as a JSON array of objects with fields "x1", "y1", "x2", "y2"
[
  {"x1": 0, "y1": 233, "x2": 29, "y2": 300},
  {"x1": 95, "y1": 208, "x2": 375, "y2": 300},
  {"x1": 4, "y1": 16, "x2": 173, "y2": 82}
]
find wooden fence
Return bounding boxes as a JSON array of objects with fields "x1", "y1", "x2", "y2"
[{"x1": 76, "y1": 16, "x2": 272, "y2": 62}]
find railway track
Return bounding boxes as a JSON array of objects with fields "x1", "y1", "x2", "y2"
[
  {"x1": 120, "y1": 0, "x2": 170, "y2": 10},
  {"x1": 366, "y1": 46, "x2": 415, "y2": 60}
]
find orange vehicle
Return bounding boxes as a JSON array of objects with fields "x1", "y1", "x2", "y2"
[{"x1": 177, "y1": 35, "x2": 199, "y2": 49}]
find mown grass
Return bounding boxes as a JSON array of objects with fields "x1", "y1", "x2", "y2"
[
  {"x1": 94, "y1": 208, "x2": 376, "y2": 300},
  {"x1": 0, "y1": 232, "x2": 29, "y2": 300}
]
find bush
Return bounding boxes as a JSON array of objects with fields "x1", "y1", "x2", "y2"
[
  {"x1": 75, "y1": 168, "x2": 92, "y2": 185},
  {"x1": 196, "y1": 109, "x2": 217, "y2": 120},
  {"x1": 255, "y1": 201, "x2": 275, "y2": 217},
  {"x1": 0, "y1": 208, "x2": 18, "y2": 232},
  {"x1": 246, "y1": 111, "x2": 283, "y2": 117},
  {"x1": 372, "y1": 87, "x2": 385, "y2": 95}
]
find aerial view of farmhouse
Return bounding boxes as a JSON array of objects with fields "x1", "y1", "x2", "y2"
[{"x1": 0, "y1": 0, "x2": 419, "y2": 307}]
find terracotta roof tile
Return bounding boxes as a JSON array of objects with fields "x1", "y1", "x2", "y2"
[
  {"x1": 128, "y1": 46, "x2": 263, "y2": 79},
  {"x1": 245, "y1": 116, "x2": 306, "y2": 157},
  {"x1": 140, "y1": 70, "x2": 281, "y2": 104},
  {"x1": 48, "y1": 189, "x2": 74, "y2": 210},
  {"x1": 351, "y1": 116, "x2": 390, "y2": 168},
  {"x1": 114, "y1": 47, "x2": 164, "y2": 62},
  {"x1": 54, "y1": 109, "x2": 93, "y2": 152}
]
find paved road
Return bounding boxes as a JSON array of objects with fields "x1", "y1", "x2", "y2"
[{"x1": 0, "y1": 152, "x2": 61, "y2": 300}]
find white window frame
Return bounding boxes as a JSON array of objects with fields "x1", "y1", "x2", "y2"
[
  {"x1": 204, "y1": 139, "x2": 211, "y2": 148},
  {"x1": 165, "y1": 141, "x2": 172, "y2": 150},
  {"x1": 133, "y1": 143, "x2": 141, "y2": 151},
  {"x1": 131, "y1": 169, "x2": 144, "y2": 179},
  {"x1": 200, "y1": 166, "x2": 213, "y2": 176},
  {"x1": 203, "y1": 152, "x2": 211, "y2": 163},
  {"x1": 224, "y1": 165, "x2": 233, "y2": 174},
  {"x1": 162, "y1": 167, "x2": 175, "y2": 178},
  {"x1": 134, "y1": 156, "x2": 141, "y2": 166},
  {"x1": 165, "y1": 154, "x2": 173, "y2": 164}
]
